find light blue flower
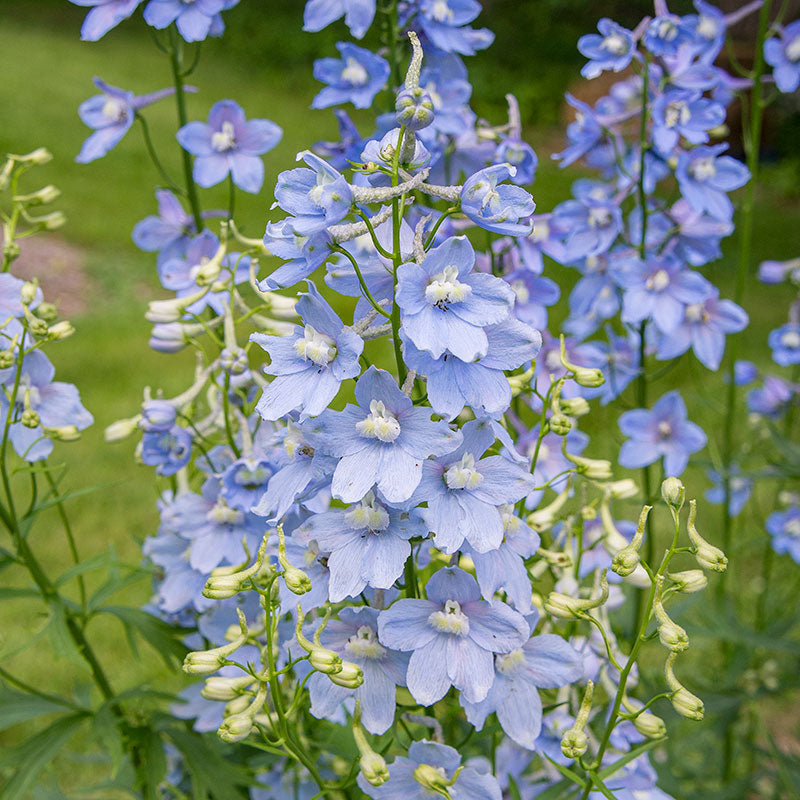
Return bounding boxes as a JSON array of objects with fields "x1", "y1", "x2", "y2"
[
  {"x1": 303, "y1": 0, "x2": 376, "y2": 39},
  {"x1": 746, "y1": 375, "x2": 796, "y2": 418},
  {"x1": 259, "y1": 220, "x2": 332, "y2": 290},
  {"x1": 132, "y1": 190, "x2": 196, "y2": 265},
  {"x1": 651, "y1": 89, "x2": 725, "y2": 155},
  {"x1": 578, "y1": 19, "x2": 635, "y2": 80},
  {"x1": 705, "y1": 467, "x2": 752, "y2": 517},
  {"x1": 767, "y1": 506, "x2": 800, "y2": 563},
  {"x1": 143, "y1": 0, "x2": 236, "y2": 42},
  {"x1": 675, "y1": 144, "x2": 750, "y2": 221},
  {"x1": 377, "y1": 566, "x2": 528, "y2": 705},
  {"x1": 416, "y1": 0, "x2": 494, "y2": 56},
  {"x1": 768, "y1": 323, "x2": 800, "y2": 366},
  {"x1": 69, "y1": 0, "x2": 141, "y2": 41},
  {"x1": 460, "y1": 165, "x2": 535, "y2": 235},
  {"x1": 764, "y1": 20, "x2": 800, "y2": 94},
  {"x1": 141, "y1": 425, "x2": 193, "y2": 476},
  {"x1": 312, "y1": 42, "x2": 389, "y2": 110}
]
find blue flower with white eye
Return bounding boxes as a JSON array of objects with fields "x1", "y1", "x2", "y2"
[
  {"x1": 144, "y1": 0, "x2": 236, "y2": 42},
  {"x1": 259, "y1": 219, "x2": 331, "y2": 290},
  {"x1": 251, "y1": 283, "x2": 363, "y2": 421},
  {"x1": 299, "y1": 492, "x2": 427, "y2": 601},
  {"x1": 550, "y1": 197, "x2": 622, "y2": 260},
  {"x1": 305, "y1": 367, "x2": 462, "y2": 504},
  {"x1": 462, "y1": 612, "x2": 583, "y2": 749},
  {"x1": 655, "y1": 288, "x2": 748, "y2": 371},
  {"x1": 176, "y1": 100, "x2": 282, "y2": 193},
  {"x1": 396, "y1": 236, "x2": 515, "y2": 362},
  {"x1": 768, "y1": 323, "x2": 800, "y2": 366},
  {"x1": 460, "y1": 165, "x2": 535, "y2": 236},
  {"x1": 764, "y1": 20, "x2": 800, "y2": 94},
  {"x1": 616, "y1": 254, "x2": 713, "y2": 335},
  {"x1": 76, "y1": 78, "x2": 177, "y2": 163},
  {"x1": 273, "y1": 151, "x2": 353, "y2": 235},
  {"x1": 303, "y1": 0, "x2": 376, "y2": 38},
  {"x1": 767, "y1": 506, "x2": 800, "y2": 564},
  {"x1": 643, "y1": 14, "x2": 693, "y2": 57},
  {"x1": 132, "y1": 190, "x2": 196, "y2": 266},
  {"x1": 69, "y1": 0, "x2": 141, "y2": 41},
  {"x1": 377, "y1": 567, "x2": 528, "y2": 706},
  {"x1": 307, "y1": 606, "x2": 408, "y2": 734},
  {"x1": 402, "y1": 317, "x2": 541, "y2": 421},
  {"x1": 618, "y1": 390, "x2": 707, "y2": 477},
  {"x1": 141, "y1": 424, "x2": 192, "y2": 476},
  {"x1": 361, "y1": 128, "x2": 431, "y2": 182},
  {"x1": 667, "y1": 198, "x2": 734, "y2": 267},
  {"x1": 406, "y1": 418, "x2": 535, "y2": 554},
  {"x1": 416, "y1": 0, "x2": 495, "y2": 56},
  {"x1": 312, "y1": 42, "x2": 389, "y2": 110},
  {"x1": 552, "y1": 94, "x2": 604, "y2": 168},
  {"x1": 358, "y1": 739, "x2": 502, "y2": 800},
  {"x1": 578, "y1": 19, "x2": 635, "y2": 79},
  {"x1": 675, "y1": 144, "x2": 750, "y2": 220},
  {"x1": 220, "y1": 456, "x2": 273, "y2": 512},
  {"x1": 705, "y1": 467, "x2": 752, "y2": 517},
  {"x1": 746, "y1": 375, "x2": 796, "y2": 418},
  {"x1": 651, "y1": 89, "x2": 726, "y2": 155},
  {"x1": 465, "y1": 505, "x2": 540, "y2": 612}
]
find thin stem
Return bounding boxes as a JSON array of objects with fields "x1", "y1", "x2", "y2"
[
  {"x1": 332, "y1": 245, "x2": 391, "y2": 318},
  {"x1": 137, "y1": 114, "x2": 184, "y2": 194}
]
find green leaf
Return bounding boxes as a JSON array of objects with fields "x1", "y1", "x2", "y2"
[
  {"x1": 597, "y1": 737, "x2": 665, "y2": 780},
  {"x1": 98, "y1": 605, "x2": 189, "y2": 668},
  {"x1": 91, "y1": 702, "x2": 126, "y2": 779},
  {"x1": 54, "y1": 551, "x2": 110, "y2": 586},
  {"x1": 533, "y1": 778, "x2": 572, "y2": 800},
  {"x1": 0, "y1": 713, "x2": 87, "y2": 800},
  {"x1": 543, "y1": 754, "x2": 587, "y2": 789},
  {"x1": 166, "y1": 728, "x2": 250, "y2": 800},
  {"x1": 89, "y1": 567, "x2": 150, "y2": 610},
  {"x1": 0, "y1": 586, "x2": 39, "y2": 601},
  {"x1": 0, "y1": 686, "x2": 76, "y2": 731},
  {"x1": 588, "y1": 772, "x2": 617, "y2": 800},
  {"x1": 46, "y1": 602, "x2": 87, "y2": 666}
]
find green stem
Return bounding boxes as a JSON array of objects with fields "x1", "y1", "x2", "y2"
[
  {"x1": 168, "y1": 26, "x2": 203, "y2": 232},
  {"x1": 137, "y1": 114, "x2": 184, "y2": 195}
]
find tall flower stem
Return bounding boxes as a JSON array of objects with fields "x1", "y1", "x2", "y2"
[{"x1": 168, "y1": 25, "x2": 203, "y2": 232}]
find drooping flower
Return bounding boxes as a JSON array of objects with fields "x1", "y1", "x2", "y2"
[
  {"x1": 460, "y1": 164, "x2": 535, "y2": 235},
  {"x1": 461, "y1": 613, "x2": 583, "y2": 749},
  {"x1": 69, "y1": 0, "x2": 141, "y2": 41},
  {"x1": 299, "y1": 492, "x2": 427, "y2": 601},
  {"x1": 305, "y1": 366, "x2": 462, "y2": 503},
  {"x1": 176, "y1": 100, "x2": 282, "y2": 193},
  {"x1": 396, "y1": 235, "x2": 515, "y2": 362},
  {"x1": 618, "y1": 390, "x2": 707, "y2": 477},
  {"x1": 251, "y1": 283, "x2": 363, "y2": 421},
  {"x1": 377, "y1": 567, "x2": 528, "y2": 705},
  {"x1": 312, "y1": 42, "x2": 390, "y2": 110},
  {"x1": 76, "y1": 78, "x2": 177, "y2": 163}
]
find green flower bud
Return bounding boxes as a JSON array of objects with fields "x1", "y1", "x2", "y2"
[
  {"x1": 14, "y1": 184, "x2": 60, "y2": 206},
  {"x1": 20, "y1": 281, "x2": 38, "y2": 306},
  {"x1": 14, "y1": 147, "x2": 52, "y2": 165},
  {"x1": 183, "y1": 609, "x2": 248, "y2": 674},
  {"x1": 611, "y1": 546, "x2": 640, "y2": 577},
  {"x1": 21, "y1": 409, "x2": 40, "y2": 428},
  {"x1": 560, "y1": 335, "x2": 605, "y2": 388},
  {"x1": 360, "y1": 751, "x2": 390, "y2": 786},
  {"x1": 201, "y1": 675, "x2": 254, "y2": 702},
  {"x1": 687, "y1": 500, "x2": 727, "y2": 572},
  {"x1": 560, "y1": 397, "x2": 590, "y2": 417},
  {"x1": 549, "y1": 413, "x2": 572, "y2": 435},
  {"x1": 632, "y1": 711, "x2": 667, "y2": 739},
  {"x1": 328, "y1": 660, "x2": 364, "y2": 688},
  {"x1": 43, "y1": 424, "x2": 80, "y2": 442},
  {"x1": 560, "y1": 728, "x2": 588, "y2": 759},
  {"x1": 665, "y1": 652, "x2": 704, "y2": 720},
  {"x1": 661, "y1": 477, "x2": 685, "y2": 511},
  {"x1": 47, "y1": 321, "x2": 74, "y2": 341},
  {"x1": 310, "y1": 648, "x2": 344, "y2": 675},
  {"x1": 0, "y1": 349, "x2": 15, "y2": 369},
  {"x1": 668, "y1": 569, "x2": 707, "y2": 593},
  {"x1": 104, "y1": 416, "x2": 140, "y2": 442},
  {"x1": 654, "y1": 576, "x2": 689, "y2": 652},
  {"x1": 217, "y1": 712, "x2": 254, "y2": 743},
  {"x1": 545, "y1": 574, "x2": 608, "y2": 619},
  {"x1": 36, "y1": 302, "x2": 58, "y2": 321},
  {"x1": 413, "y1": 763, "x2": 455, "y2": 796}
]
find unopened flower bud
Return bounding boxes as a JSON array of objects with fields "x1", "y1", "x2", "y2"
[
  {"x1": 612, "y1": 546, "x2": 640, "y2": 577},
  {"x1": 0, "y1": 349, "x2": 15, "y2": 369},
  {"x1": 661, "y1": 477, "x2": 685, "y2": 511},
  {"x1": 633, "y1": 711, "x2": 667, "y2": 739},
  {"x1": 277, "y1": 523, "x2": 312, "y2": 594},
  {"x1": 396, "y1": 87, "x2": 435, "y2": 131},
  {"x1": 21, "y1": 408, "x2": 40, "y2": 428},
  {"x1": 47, "y1": 321, "x2": 74, "y2": 341},
  {"x1": 560, "y1": 728, "x2": 588, "y2": 759},
  {"x1": 201, "y1": 675, "x2": 254, "y2": 701},
  {"x1": 527, "y1": 488, "x2": 569, "y2": 530},
  {"x1": 549, "y1": 413, "x2": 572, "y2": 436},
  {"x1": 668, "y1": 569, "x2": 707, "y2": 593},
  {"x1": 413, "y1": 763, "x2": 457, "y2": 795},
  {"x1": 43, "y1": 424, "x2": 80, "y2": 442},
  {"x1": 36, "y1": 302, "x2": 58, "y2": 321},
  {"x1": 687, "y1": 500, "x2": 727, "y2": 572},
  {"x1": 360, "y1": 751, "x2": 390, "y2": 786},
  {"x1": 217, "y1": 712, "x2": 254, "y2": 743},
  {"x1": 328, "y1": 660, "x2": 364, "y2": 688},
  {"x1": 224, "y1": 694, "x2": 253, "y2": 716},
  {"x1": 183, "y1": 609, "x2": 248, "y2": 674},
  {"x1": 20, "y1": 282, "x2": 38, "y2": 306},
  {"x1": 604, "y1": 479, "x2": 638, "y2": 499},
  {"x1": 32, "y1": 211, "x2": 66, "y2": 230},
  {"x1": 507, "y1": 364, "x2": 534, "y2": 396},
  {"x1": 545, "y1": 573, "x2": 608, "y2": 619},
  {"x1": 15, "y1": 147, "x2": 52, "y2": 165},
  {"x1": 654, "y1": 576, "x2": 688, "y2": 652},
  {"x1": 560, "y1": 397, "x2": 590, "y2": 417},
  {"x1": 309, "y1": 648, "x2": 344, "y2": 675},
  {"x1": 220, "y1": 346, "x2": 248, "y2": 374},
  {"x1": 14, "y1": 185, "x2": 60, "y2": 206},
  {"x1": 665, "y1": 652, "x2": 703, "y2": 720},
  {"x1": 559, "y1": 335, "x2": 604, "y2": 387},
  {"x1": 564, "y1": 449, "x2": 613, "y2": 480},
  {"x1": 105, "y1": 416, "x2": 140, "y2": 442}
]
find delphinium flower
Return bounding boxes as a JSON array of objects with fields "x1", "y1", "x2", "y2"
[
  {"x1": 578, "y1": 18, "x2": 635, "y2": 80},
  {"x1": 706, "y1": 467, "x2": 752, "y2": 516},
  {"x1": 460, "y1": 164, "x2": 535, "y2": 235},
  {"x1": 618, "y1": 390, "x2": 707, "y2": 477},
  {"x1": 768, "y1": 323, "x2": 800, "y2": 366},
  {"x1": 299, "y1": 492, "x2": 427, "y2": 601},
  {"x1": 304, "y1": 366, "x2": 462, "y2": 503},
  {"x1": 312, "y1": 42, "x2": 390, "y2": 110},
  {"x1": 414, "y1": 0, "x2": 495, "y2": 56},
  {"x1": 764, "y1": 19, "x2": 800, "y2": 94},
  {"x1": 132, "y1": 190, "x2": 197, "y2": 265},
  {"x1": 675, "y1": 144, "x2": 750, "y2": 220},
  {"x1": 303, "y1": 0, "x2": 376, "y2": 39},
  {"x1": 251, "y1": 283, "x2": 363, "y2": 421},
  {"x1": 143, "y1": 0, "x2": 239, "y2": 42},
  {"x1": 358, "y1": 739, "x2": 502, "y2": 800},
  {"x1": 575, "y1": 329, "x2": 640, "y2": 405},
  {"x1": 396, "y1": 235, "x2": 515, "y2": 361},
  {"x1": 307, "y1": 607, "x2": 408, "y2": 733},
  {"x1": 405, "y1": 418, "x2": 535, "y2": 553},
  {"x1": 549, "y1": 193, "x2": 622, "y2": 260},
  {"x1": 766, "y1": 506, "x2": 800, "y2": 563},
  {"x1": 313, "y1": 109, "x2": 366, "y2": 170},
  {"x1": 76, "y1": 78, "x2": 177, "y2": 163},
  {"x1": 643, "y1": 13, "x2": 693, "y2": 57},
  {"x1": 69, "y1": 0, "x2": 141, "y2": 41},
  {"x1": 377, "y1": 566, "x2": 528, "y2": 705},
  {"x1": 259, "y1": 220, "x2": 332, "y2": 290},
  {"x1": 176, "y1": 100, "x2": 282, "y2": 193},
  {"x1": 746, "y1": 375, "x2": 797, "y2": 419},
  {"x1": 650, "y1": 89, "x2": 726, "y2": 155},
  {"x1": 492, "y1": 94, "x2": 538, "y2": 185},
  {"x1": 461, "y1": 611, "x2": 583, "y2": 749},
  {"x1": 141, "y1": 424, "x2": 193, "y2": 476}
]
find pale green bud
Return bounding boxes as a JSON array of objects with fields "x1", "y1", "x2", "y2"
[
  {"x1": 560, "y1": 728, "x2": 588, "y2": 759},
  {"x1": 661, "y1": 477, "x2": 685, "y2": 511},
  {"x1": 604, "y1": 478, "x2": 638, "y2": 499},
  {"x1": 668, "y1": 569, "x2": 707, "y2": 593},
  {"x1": 310, "y1": 648, "x2": 344, "y2": 675},
  {"x1": 549, "y1": 413, "x2": 572, "y2": 435},
  {"x1": 611, "y1": 546, "x2": 640, "y2": 577},
  {"x1": 282, "y1": 563, "x2": 312, "y2": 594},
  {"x1": 183, "y1": 609, "x2": 248, "y2": 674},
  {"x1": 201, "y1": 675, "x2": 254, "y2": 702},
  {"x1": 413, "y1": 763, "x2": 455, "y2": 796},
  {"x1": 564, "y1": 451, "x2": 613, "y2": 480},
  {"x1": 217, "y1": 712, "x2": 254, "y2": 743},
  {"x1": 20, "y1": 282, "x2": 38, "y2": 306},
  {"x1": 14, "y1": 185, "x2": 60, "y2": 206},
  {"x1": 36, "y1": 302, "x2": 58, "y2": 321},
  {"x1": 21, "y1": 408, "x2": 40, "y2": 428},
  {"x1": 47, "y1": 321, "x2": 74, "y2": 341},
  {"x1": 665, "y1": 652, "x2": 704, "y2": 720},
  {"x1": 104, "y1": 416, "x2": 140, "y2": 442},
  {"x1": 224, "y1": 694, "x2": 253, "y2": 716},
  {"x1": 43, "y1": 424, "x2": 80, "y2": 442},
  {"x1": 360, "y1": 751, "x2": 390, "y2": 786},
  {"x1": 632, "y1": 711, "x2": 667, "y2": 739},
  {"x1": 560, "y1": 335, "x2": 605, "y2": 388},
  {"x1": 32, "y1": 211, "x2": 66, "y2": 230},
  {"x1": 560, "y1": 397, "x2": 590, "y2": 417},
  {"x1": 328, "y1": 660, "x2": 364, "y2": 688},
  {"x1": 687, "y1": 500, "x2": 727, "y2": 572},
  {"x1": 0, "y1": 349, "x2": 15, "y2": 369},
  {"x1": 654, "y1": 576, "x2": 688, "y2": 652},
  {"x1": 545, "y1": 574, "x2": 608, "y2": 619},
  {"x1": 14, "y1": 148, "x2": 52, "y2": 165}
]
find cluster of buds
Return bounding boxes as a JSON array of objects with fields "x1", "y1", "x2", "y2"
[
  {"x1": 295, "y1": 607, "x2": 363, "y2": 689},
  {"x1": 545, "y1": 571, "x2": 609, "y2": 619},
  {"x1": 183, "y1": 608, "x2": 249, "y2": 675},
  {"x1": 203, "y1": 533, "x2": 271, "y2": 599}
]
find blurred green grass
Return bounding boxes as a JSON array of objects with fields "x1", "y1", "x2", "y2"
[{"x1": 0, "y1": 2, "x2": 799, "y2": 794}]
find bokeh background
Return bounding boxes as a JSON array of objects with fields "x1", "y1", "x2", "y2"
[{"x1": 1, "y1": 0, "x2": 800, "y2": 796}]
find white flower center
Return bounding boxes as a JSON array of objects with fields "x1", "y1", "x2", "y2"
[
  {"x1": 545, "y1": 349, "x2": 562, "y2": 371},
  {"x1": 211, "y1": 121, "x2": 237, "y2": 152},
  {"x1": 345, "y1": 626, "x2": 386, "y2": 659},
  {"x1": 646, "y1": 269, "x2": 670, "y2": 292},
  {"x1": 511, "y1": 279, "x2": 530, "y2": 305},
  {"x1": 501, "y1": 505, "x2": 522, "y2": 533},
  {"x1": 780, "y1": 330, "x2": 800, "y2": 349},
  {"x1": 657, "y1": 18, "x2": 679, "y2": 41},
  {"x1": 425, "y1": 265, "x2": 472, "y2": 307},
  {"x1": 531, "y1": 219, "x2": 549, "y2": 242},
  {"x1": 294, "y1": 324, "x2": 337, "y2": 366},
  {"x1": 102, "y1": 97, "x2": 127, "y2": 122},
  {"x1": 496, "y1": 647, "x2": 525, "y2": 674},
  {"x1": 785, "y1": 517, "x2": 800, "y2": 537},
  {"x1": 207, "y1": 500, "x2": 244, "y2": 526},
  {"x1": 697, "y1": 15, "x2": 719, "y2": 39},
  {"x1": 431, "y1": 0, "x2": 452, "y2": 23},
  {"x1": 786, "y1": 35, "x2": 800, "y2": 62},
  {"x1": 684, "y1": 303, "x2": 708, "y2": 323},
  {"x1": 657, "y1": 421, "x2": 672, "y2": 438},
  {"x1": 428, "y1": 600, "x2": 470, "y2": 636},
  {"x1": 284, "y1": 422, "x2": 303, "y2": 459},
  {"x1": 356, "y1": 400, "x2": 401, "y2": 442},
  {"x1": 665, "y1": 100, "x2": 691, "y2": 128},
  {"x1": 341, "y1": 57, "x2": 369, "y2": 86},
  {"x1": 345, "y1": 494, "x2": 391, "y2": 531},
  {"x1": 445, "y1": 453, "x2": 484, "y2": 491},
  {"x1": 602, "y1": 32, "x2": 627, "y2": 55},
  {"x1": 690, "y1": 157, "x2": 717, "y2": 181},
  {"x1": 188, "y1": 256, "x2": 210, "y2": 281},
  {"x1": 588, "y1": 206, "x2": 612, "y2": 228}
]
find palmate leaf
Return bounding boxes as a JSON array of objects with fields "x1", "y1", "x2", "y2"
[
  {"x1": 98, "y1": 605, "x2": 190, "y2": 668},
  {"x1": 0, "y1": 712, "x2": 87, "y2": 800}
]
